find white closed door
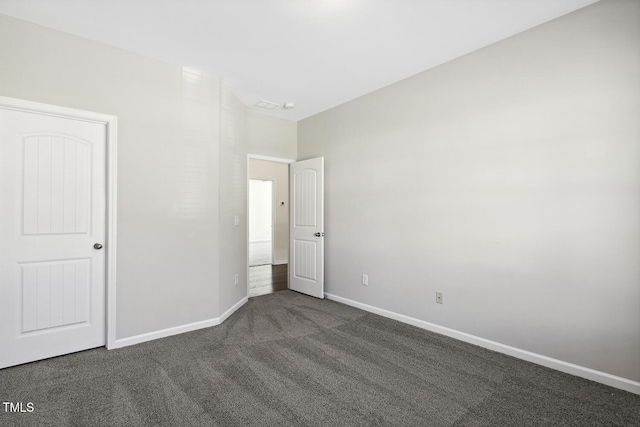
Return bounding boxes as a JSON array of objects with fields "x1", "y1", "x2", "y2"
[
  {"x1": 289, "y1": 157, "x2": 324, "y2": 298},
  {"x1": 0, "y1": 108, "x2": 106, "y2": 369}
]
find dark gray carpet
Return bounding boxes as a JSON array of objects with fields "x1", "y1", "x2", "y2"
[{"x1": 1, "y1": 290, "x2": 638, "y2": 426}]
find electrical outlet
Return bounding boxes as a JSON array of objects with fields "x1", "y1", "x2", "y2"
[
  {"x1": 234, "y1": 273, "x2": 239, "y2": 286},
  {"x1": 362, "y1": 274, "x2": 369, "y2": 286},
  {"x1": 436, "y1": 291, "x2": 443, "y2": 304}
]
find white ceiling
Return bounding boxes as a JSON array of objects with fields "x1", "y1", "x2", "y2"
[{"x1": 0, "y1": 0, "x2": 599, "y2": 121}]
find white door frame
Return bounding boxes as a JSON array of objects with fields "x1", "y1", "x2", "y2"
[
  {"x1": 0, "y1": 96, "x2": 118, "y2": 350},
  {"x1": 246, "y1": 154, "x2": 294, "y2": 296}
]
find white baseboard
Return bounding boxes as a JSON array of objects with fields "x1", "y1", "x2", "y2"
[
  {"x1": 110, "y1": 296, "x2": 248, "y2": 350},
  {"x1": 324, "y1": 292, "x2": 640, "y2": 396},
  {"x1": 219, "y1": 296, "x2": 248, "y2": 324},
  {"x1": 273, "y1": 259, "x2": 288, "y2": 265}
]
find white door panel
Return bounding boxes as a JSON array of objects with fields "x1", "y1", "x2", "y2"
[
  {"x1": 0, "y1": 108, "x2": 106, "y2": 369},
  {"x1": 289, "y1": 157, "x2": 324, "y2": 298}
]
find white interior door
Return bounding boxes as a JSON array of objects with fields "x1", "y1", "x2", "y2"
[
  {"x1": 0, "y1": 107, "x2": 107, "y2": 369},
  {"x1": 289, "y1": 157, "x2": 324, "y2": 298}
]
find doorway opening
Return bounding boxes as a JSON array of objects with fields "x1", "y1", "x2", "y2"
[
  {"x1": 249, "y1": 179, "x2": 273, "y2": 266},
  {"x1": 247, "y1": 156, "x2": 292, "y2": 298}
]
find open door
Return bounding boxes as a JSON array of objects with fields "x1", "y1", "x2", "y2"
[{"x1": 289, "y1": 157, "x2": 324, "y2": 298}]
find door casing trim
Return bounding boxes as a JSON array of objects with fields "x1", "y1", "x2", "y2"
[{"x1": 0, "y1": 96, "x2": 118, "y2": 350}]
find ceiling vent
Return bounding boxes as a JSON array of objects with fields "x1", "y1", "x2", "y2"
[{"x1": 254, "y1": 100, "x2": 280, "y2": 110}]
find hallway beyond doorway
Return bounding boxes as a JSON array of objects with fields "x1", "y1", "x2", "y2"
[
  {"x1": 249, "y1": 241, "x2": 272, "y2": 266},
  {"x1": 249, "y1": 264, "x2": 287, "y2": 297}
]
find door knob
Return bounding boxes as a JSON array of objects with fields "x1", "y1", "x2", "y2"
[
  {"x1": 314, "y1": 232, "x2": 325, "y2": 237},
  {"x1": 94, "y1": 243, "x2": 103, "y2": 250}
]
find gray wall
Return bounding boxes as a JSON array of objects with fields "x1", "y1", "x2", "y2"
[
  {"x1": 247, "y1": 110, "x2": 297, "y2": 160},
  {"x1": 0, "y1": 14, "x2": 241, "y2": 339},
  {"x1": 298, "y1": 0, "x2": 640, "y2": 383},
  {"x1": 219, "y1": 85, "x2": 248, "y2": 314}
]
